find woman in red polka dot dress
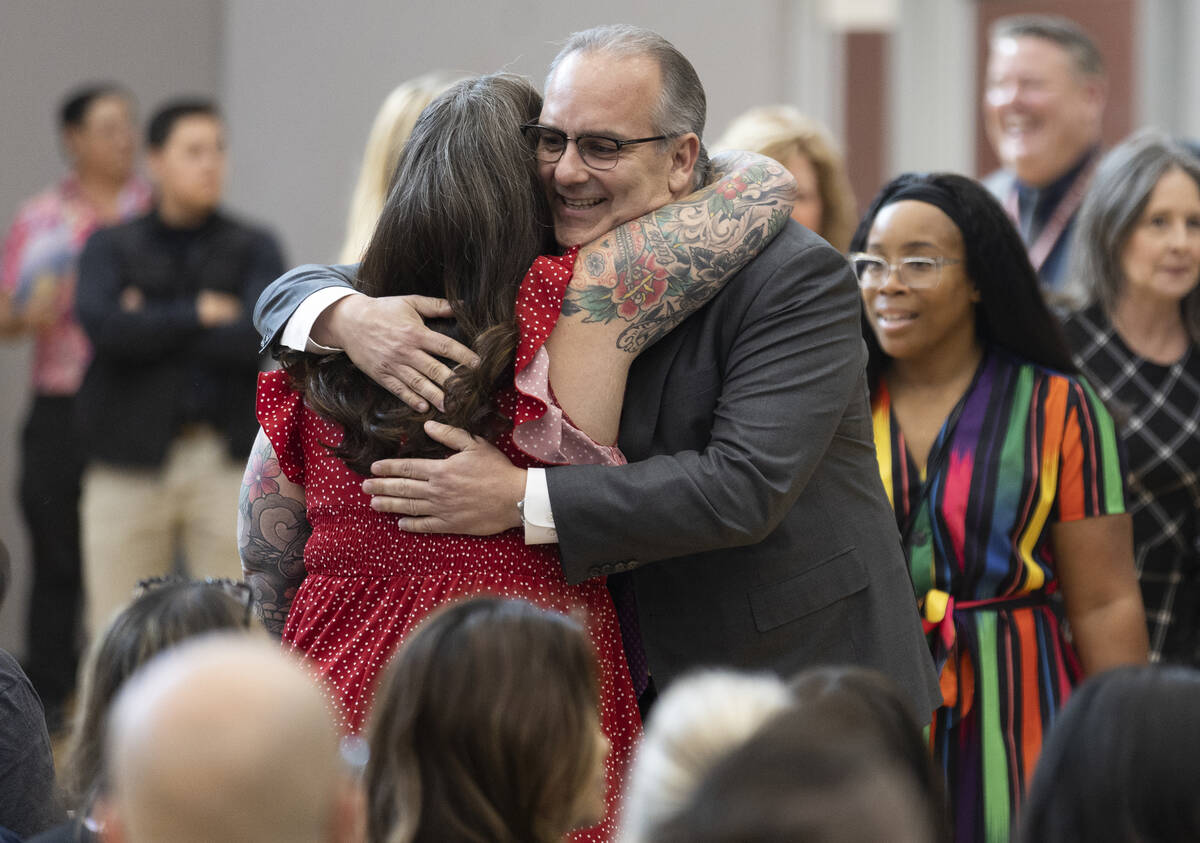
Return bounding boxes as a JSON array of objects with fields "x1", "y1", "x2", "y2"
[{"x1": 238, "y1": 73, "x2": 794, "y2": 841}]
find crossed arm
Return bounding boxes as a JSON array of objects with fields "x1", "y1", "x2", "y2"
[{"x1": 78, "y1": 228, "x2": 282, "y2": 365}]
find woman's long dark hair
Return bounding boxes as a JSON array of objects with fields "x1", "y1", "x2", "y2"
[
  {"x1": 281, "y1": 73, "x2": 555, "y2": 472},
  {"x1": 364, "y1": 597, "x2": 603, "y2": 843},
  {"x1": 849, "y1": 172, "x2": 1076, "y2": 390}
]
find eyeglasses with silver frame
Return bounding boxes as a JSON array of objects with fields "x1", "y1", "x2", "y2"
[
  {"x1": 848, "y1": 253, "x2": 962, "y2": 290},
  {"x1": 520, "y1": 123, "x2": 672, "y2": 171}
]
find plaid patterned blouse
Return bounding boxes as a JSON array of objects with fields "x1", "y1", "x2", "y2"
[{"x1": 1063, "y1": 304, "x2": 1200, "y2": 664}]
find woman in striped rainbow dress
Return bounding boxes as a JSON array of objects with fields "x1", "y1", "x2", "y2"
[{"x1": 848, "y1": 172, "x2": 1149, "y2": 843}]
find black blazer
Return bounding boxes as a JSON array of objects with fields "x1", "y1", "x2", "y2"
[{"x1": 76, "y1": 210, "x2": 283, "y2": 466}]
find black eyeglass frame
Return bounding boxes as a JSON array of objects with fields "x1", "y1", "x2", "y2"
[{"x1": 520, "y1": 123, "x2": 673, "y2": 170}]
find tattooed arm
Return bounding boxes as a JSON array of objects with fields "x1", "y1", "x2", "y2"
[
  {"x1": 238, "y1": 428, "x2": 310, "y2": 637},
  {"x1": 570, "y1": 150, "x2": 794, "y2": 352},
  {"x1": 545, "y1": 150, "x2": 795, "y2": 444}
]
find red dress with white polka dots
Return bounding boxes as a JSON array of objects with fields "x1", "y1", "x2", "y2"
[{"x1": 256, "y1": 249, "x2": 640, "y2": 842}]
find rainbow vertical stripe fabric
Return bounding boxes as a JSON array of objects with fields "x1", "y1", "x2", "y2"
[{"x1": 872, "y1": 348, "x2": 1125, "y2": 843}]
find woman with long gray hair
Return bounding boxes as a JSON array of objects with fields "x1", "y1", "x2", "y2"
[{"x1": 1061, "y1": 129, "x2": 1200, "y2": 666}]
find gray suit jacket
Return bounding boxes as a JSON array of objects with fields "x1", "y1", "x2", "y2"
[{"x1": 253, "y1": 223, "x2": 941, "y2": 715}]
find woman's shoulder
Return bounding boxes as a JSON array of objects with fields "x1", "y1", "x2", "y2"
[
  {"x1": 1058, "y1": 302, "x2": 1111, "y2": 343},
  {"x1": 990, "y1": 346, "x2": 1095, "y2": 395}
]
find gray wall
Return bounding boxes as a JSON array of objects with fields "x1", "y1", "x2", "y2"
[{"x1": 0, "y1": 0, "x2": 223, "y2": 653}]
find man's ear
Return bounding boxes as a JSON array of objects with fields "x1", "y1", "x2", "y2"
[{"x1": 667, "y1": 133, "x2": 701, "y2": 196}]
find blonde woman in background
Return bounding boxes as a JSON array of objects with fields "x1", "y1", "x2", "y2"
[
  {"x1": 338, "y1": 72, "x2": 462, "y2": 263},
  {"x1": 716, "y1": 104, "x2": 856, "y2": 251}
]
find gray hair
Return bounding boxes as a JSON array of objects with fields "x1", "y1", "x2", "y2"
[
  {"x1": 990, "y1": 14, "x2": 1105, "y2": 78},
  {"x1": 547, "y1": 24, "x2": 710, "y2": 188},
  {"x1": 1067, "y1": 128, "x2": 1200, "y2": 342},
  {"x1": 618, "y1": 670, "x2": 791, "y2": 842}
]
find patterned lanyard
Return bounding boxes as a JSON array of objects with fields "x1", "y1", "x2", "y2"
[{"x1": 1003, "y1": 153, "x2": 1098, "y2": 272}]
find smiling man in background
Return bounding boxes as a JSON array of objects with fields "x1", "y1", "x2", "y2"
[{"x1": 982, "y1": 14, "x2": 1107, "y2": 290}]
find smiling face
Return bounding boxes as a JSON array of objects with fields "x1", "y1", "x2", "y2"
[
  {"x1": 1119, "y1": 167, "x2": 1200, "y2": 307},
  {"x1": 984, "y1": 35, "x2": 1104, "y2": 187},
  {"x1": 861, "y1": 200, "x2": 980, "y2": 366},
  {"x1": 538, "y1": 50, "x2": 698, "y2": 247}
]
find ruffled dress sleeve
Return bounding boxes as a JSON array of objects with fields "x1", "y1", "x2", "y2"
[
  {"x1": 256, "y1": 370, "x2": 307, "y2": 485},
  {"x1": 510, "y1": 248, "x2": 625, "y2": 467}
]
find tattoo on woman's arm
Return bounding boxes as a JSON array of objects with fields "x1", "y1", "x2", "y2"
[
  {"x1": 238, "y1": 439, "x2": 310, "y2": 637},
  {"x1": 565, "y1": 154, "x2": 795, "y2": 353}
]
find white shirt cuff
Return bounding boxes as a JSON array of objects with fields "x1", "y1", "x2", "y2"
[
  {"x1": 280, "y1": 287, "x2": 361, "y2": 353},
  {"x1": 523, "y1": 468, "x2": 558, "y2": 544}
]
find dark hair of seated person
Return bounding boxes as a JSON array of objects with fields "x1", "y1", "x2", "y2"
[
  {"x1": 849, "y1": 171, "x2": 1077, "y2": 391},
  {"x1": 279, "y1": 73, "x2": 555, "y2": 472},
  {"x1": 64, "y1": 577, "x2": 258, "y2": 814},
  {"x1": 789, "y1": 666, "x2": 950, "y2": 843},
  {"x1": 1020, "y1": 664, "x2": 1200, "y2": 843},
  {"x1": 653, "y1": 700, "x2": 941, "y2": 843},
  {"x1": 364, "y1": 597, "x2": 605, "y2": 843}
]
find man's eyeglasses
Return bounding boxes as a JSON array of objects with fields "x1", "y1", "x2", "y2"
[
  {"x1": 520, "y1": 123, "x2": 671, "y2": 171},
  {"x1": 135, "y1": 575, "x2": 255, "y2": 628},
  {"x1": 848, "y1": 253, "x2": 962, "y2": 290}
]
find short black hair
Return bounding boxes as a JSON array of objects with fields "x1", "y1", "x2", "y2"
[
  {"x1": 145, "y1": 98, "x2": 220, "y2": 150},
  {"x1": 59, "y1": 83, "x2": 131, "y2": 131},
  {"x1": 850, "y1": 172, "x2": 1077, "y2": 389}
]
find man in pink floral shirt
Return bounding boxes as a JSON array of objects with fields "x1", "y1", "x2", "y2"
[{"x1": 0, "y1": 83, "x2": 149, "y2": 728}]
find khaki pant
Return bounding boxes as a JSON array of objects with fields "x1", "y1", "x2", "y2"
[{"x1": 82, "y1": 425, "x2": 244, "y2": 636}]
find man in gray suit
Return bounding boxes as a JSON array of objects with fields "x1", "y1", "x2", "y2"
[{"x1": 254, "y1": 25, "x2": 939, "y2": 715}]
